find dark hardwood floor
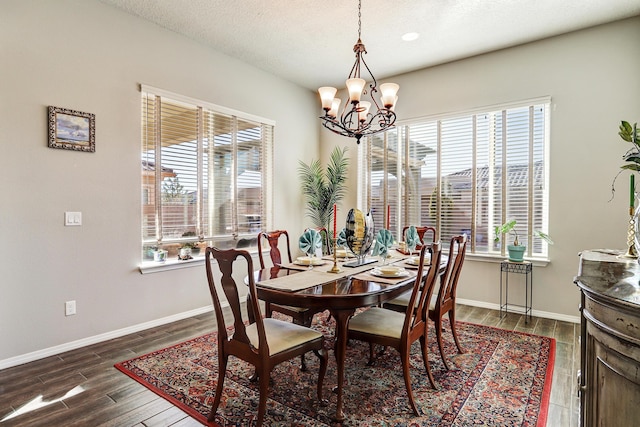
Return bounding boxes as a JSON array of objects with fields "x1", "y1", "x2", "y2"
[{"x1": 0, "y1": 305, "x2": 579, "y2": 426}]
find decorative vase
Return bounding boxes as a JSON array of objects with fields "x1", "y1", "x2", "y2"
[
  {"x1": 179, "y1": 247, "x2": 192, "y2": 260},
  {"x1": 507, "y1": 244, "x2": 526, "y2": 262},
  {"x1": 153, "y1": 249, "x2": 167, "y2": 263},
  {"x1": 344, "y1": 208, "x2": 375, "y2": 266}
]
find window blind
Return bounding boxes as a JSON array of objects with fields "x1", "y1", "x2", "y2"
[
  {"x1": 359, "y1": 98, "x2": 550, "y2": 259},
  {"x1": 141, "y1": 86, "x2": 274, "y2": 258}
]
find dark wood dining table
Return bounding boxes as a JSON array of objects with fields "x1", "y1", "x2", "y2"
[{"x1": 249, "y1": 255, "x2": 447, "y2": 423}]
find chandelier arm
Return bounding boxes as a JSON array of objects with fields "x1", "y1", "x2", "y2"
[
  {"x1": 348, "y1": 57, "x2": 361, "y2": 82},
  {"x1": 359, "y1": 56, "x2": 380, "y2": 100}
]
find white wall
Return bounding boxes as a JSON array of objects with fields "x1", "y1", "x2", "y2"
[
  {"x1": 327, "y1": 16, "x2": 640, "y2": 320},
  {"x1": 0, "y1": 0, "x2": 319, "y2": 365},
  {"x1": 2, "y1": 0, "x2": 638, "y2": 367}
]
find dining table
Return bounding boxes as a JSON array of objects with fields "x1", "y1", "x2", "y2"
[{"x1": 248, "y1": 251, "x2": 448, "y2": 423}]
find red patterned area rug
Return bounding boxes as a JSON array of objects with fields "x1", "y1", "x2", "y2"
[{"x1": 115, "y1": 312, "x2": 555, "y2": 426}]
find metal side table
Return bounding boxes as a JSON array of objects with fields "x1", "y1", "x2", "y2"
[{"x1": 500, "y1": 260, "x2": 533, "y2": 323}]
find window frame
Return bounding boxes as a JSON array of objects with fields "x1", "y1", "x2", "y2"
[
  {"x1": 139, "y1": 85, "x2": 274, "y2": 273},
  {"x1": 357, "y1": 96, "x2": 551, "y2": 263}
]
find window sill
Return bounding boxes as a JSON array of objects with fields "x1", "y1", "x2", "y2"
[
  {"x1": 464, "y1": 252, "x2": 550, "y2": 267},
  {"x1": 138, "y1": 248, "x2": 261, "y2": 274},
  {"x1": 139, "y1": 257, "x2": 205, "y2": 274},
  {"x1": 138, "y1": 251, "x2": 549, "y2": 274}
]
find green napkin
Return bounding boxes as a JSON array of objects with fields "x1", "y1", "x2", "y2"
[
  {"x1": 372, "y1": 229, "x2": 393, "y2": 256},
  {"x1": 336, "y1": 228, "x2": 347, "y2": 247},
  {"x1": 405, "y1": 225, "x2": 420, "y2": 252},
  {"x1": 299, "y1": 229, "x2": 322, "y2": 255}
]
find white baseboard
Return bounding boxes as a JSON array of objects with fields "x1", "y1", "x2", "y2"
[
  {"x1": 0, "y1": 304, "x2": 218, "y2": 370},
  {"x1": 1, "y1": 297, "x2": 578, "y2": 370},
  {"x1": 456, "y1": 298, "x2": 581, "y2": 324}
]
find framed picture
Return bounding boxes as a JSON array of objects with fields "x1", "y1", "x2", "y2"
[{"x1": 48, "y1": 106, "x2": 95, "y2": 152}]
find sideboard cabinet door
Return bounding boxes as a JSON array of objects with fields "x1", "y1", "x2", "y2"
[{"x1": 581, "y1": 293, "x2": 640, "y2": 426}]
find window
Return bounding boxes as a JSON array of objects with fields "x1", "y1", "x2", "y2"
[
  {"x1": 358, "y1": 97, "x2": 550, "y2": 260},
  {"x1": 141, "y1": 86, "x2": 274, "y2": 261}
]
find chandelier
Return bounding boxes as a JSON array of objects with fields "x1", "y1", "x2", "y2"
[{"x1": 318, "y1": 0, "x2": 399, "y2": 144}]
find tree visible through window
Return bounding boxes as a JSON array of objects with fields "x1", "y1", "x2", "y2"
[
  {"x1": 359, "y1": 97, "x2": 550, "y2": 259},
  {"x1": 141, "y1": 86, "x2": 274, "y2": 261}
]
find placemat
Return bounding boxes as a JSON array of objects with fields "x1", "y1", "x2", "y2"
[
  {"x1": 256, "y1": 269, "x2": 338, "y2": 292},
  {"x1": 353, "y1": 268, "x2": 418, "y2": 285}
]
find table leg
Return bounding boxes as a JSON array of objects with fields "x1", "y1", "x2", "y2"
[{"x1": 329, "y1": 308, "x2": 355, "y2": 424}]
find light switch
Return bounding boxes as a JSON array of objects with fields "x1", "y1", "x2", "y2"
[{"x1": 65, "y1": 211, "x2": 82, "y2": 226}]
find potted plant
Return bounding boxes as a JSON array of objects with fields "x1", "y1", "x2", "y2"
[
  {"x1": 619, "y1": 120, "x2": 640, "y2": 171},
  {"x1": 494, "y1": 220, "x2": 553, "y2": 262},
  {"x1": 179, "y1": 231, "x2": 201, "y2": 259},
  {"x1": 298, "y1": 146, "x2": 349, "y2": 245},
  {"x1": 143, "y1": 245, "x2": 158, "y2": 261}
]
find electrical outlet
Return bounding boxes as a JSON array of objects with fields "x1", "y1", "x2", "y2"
[
  {"x1": 64, "y1": 212, "x2": 82, "y2": 226},
  {"x1": 65, "y1": 300, "x2": 76, "y2": 316}
]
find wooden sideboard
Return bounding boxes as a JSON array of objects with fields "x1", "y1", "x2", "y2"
[{"x1": 574, "y1": 250, "x2": 640, "y2": 427}]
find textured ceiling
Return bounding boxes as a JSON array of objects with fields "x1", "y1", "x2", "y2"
[{"x1": 99, "y1": 0, "x2": 640, "y2": 90}]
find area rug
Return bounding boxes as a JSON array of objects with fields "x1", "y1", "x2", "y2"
[{"x1": 115, "y1": 312, "x2": 555, "y2": 426}]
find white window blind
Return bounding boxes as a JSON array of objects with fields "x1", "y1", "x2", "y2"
[
  {"x1": 141, "y1": 86, "x2": 274, "y2": 259},
  {"x1": 359, "y1": 98, "x2": 550, "y2": 259}
]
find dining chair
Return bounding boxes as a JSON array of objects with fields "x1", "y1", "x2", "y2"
[
  {"x1": 204, "y1": 247, "x2": 328, "y2": 427},
  {"x1": 347, "y1": 242, "x2": 442, "y2": 415},
  {"x1": 428, "y1": 234, "x2": 468, "y2": 370},
  {"x1": 402, "y1": 226, "x2": 437, "y2": 250},
  {"x1": 258, "y1": 230, "x2": 325, "y2": 370},
  {"x1": 384, "y1": 234, "x2": 468, "y2": 370}
]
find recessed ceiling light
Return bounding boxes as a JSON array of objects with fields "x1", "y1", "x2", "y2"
[{"x1": 402, "y1": 32, "x2": 420, "y2": 42}]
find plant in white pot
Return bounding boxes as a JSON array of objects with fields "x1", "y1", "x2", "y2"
[{"x1": 494, "y1": 220, "x2": 553, "y2": 262}]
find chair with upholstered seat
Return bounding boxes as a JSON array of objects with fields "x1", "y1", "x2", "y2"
[
  {"x1": 347, "y1": 242, "x2": 442, "y2": 415},
  {"x1": 428, "y1": 234, "x2": 467, "y2": 369},
  {"x1": 402, "y1": 226, "x2": 436, "y2": 251},
  {"x1": 258, "y1": 230, "x2": 325, "y2": 370},
  {"x1": 385, "y1": 234, "x2": 468, "y2": 370},
  {"x1": 204, "y1": 247, "x2": 328, "y2": 426}
]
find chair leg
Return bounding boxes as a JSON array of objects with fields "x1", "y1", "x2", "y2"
[
  {"x1": 419, "y1": 335, "x2": 437, "y2": 389},
  {"x1": 313, "y1": 347, "x2": 328, "y2": 404},
  {"x1": 401, "y1": 347, "x2": 420, "y2": 416},
  {"x1": 449, "y1": 310, "x2": 465, "y2": 354},
  {"x1": 300, "y1": 353, "x2": 307, "y2": 371},
  {"x1": 256, "y1": 366, "x2": 270, "y2": 427},
  {"x1": 264, "y1": 301, "x2": 273, "y2": 318},
  {"x1": 367, "y1": 342, "x2": 376, "y2": 365},
  {"x1": 208, "y1": 354, "x2": 228, "y2": 422},
  {"x1": 435, "y1": 315, "x2": 451, "y2": 370},
  {"x1": 298, "y1": 316, "x2": 315, "y2": 371}
]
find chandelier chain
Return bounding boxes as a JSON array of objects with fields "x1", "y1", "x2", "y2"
[{"x1": 357, "y1": 0, "x2": 362, "y2": 40}]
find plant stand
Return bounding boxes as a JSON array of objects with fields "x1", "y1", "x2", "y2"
[{"x1": 500, "y1": 260, "x2": 533, "y2": 323}]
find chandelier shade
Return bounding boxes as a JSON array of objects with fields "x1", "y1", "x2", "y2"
[{"x1": 318, "y1": 0, "x2": 399, "y2": 144}]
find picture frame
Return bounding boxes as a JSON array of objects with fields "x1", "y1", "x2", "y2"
[{"x1": 48, "y1": 106, "x2": 95, "y2": 152}]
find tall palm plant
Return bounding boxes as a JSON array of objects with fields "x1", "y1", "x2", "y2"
[{"x1": 298, "y1": 146, "x2": 349, "y2": 239}]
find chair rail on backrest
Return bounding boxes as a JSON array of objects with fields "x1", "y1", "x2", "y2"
[
  {"x1": 205, "y1": 247, "x2": 268, "y2": 358},
  {"x1": 404, "y1": 242, "x2": 442, "y2": 334},
  {"x1": 402, "y1": 226, "x2": 437, "y2": 248},
  {"x1": 437, "y1": 235, "x2": 468, "y2": 308},
  {"x1": 258, "y1": 230, "x2": 292, "y2": 269}
]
